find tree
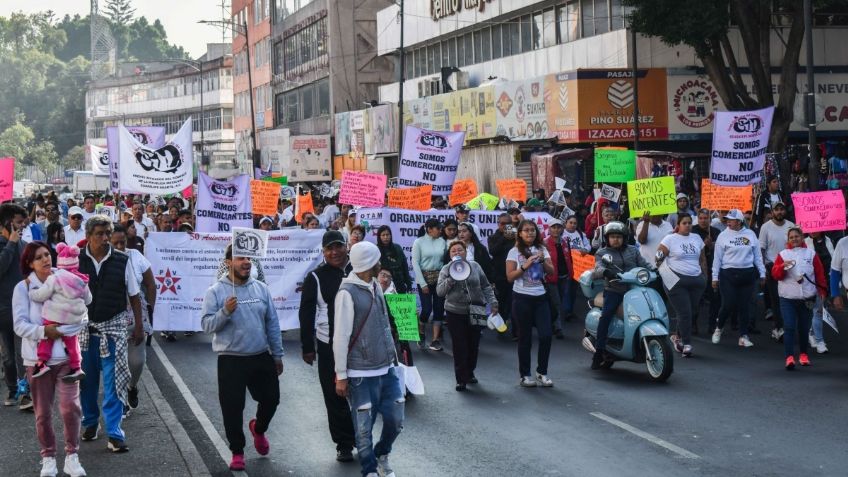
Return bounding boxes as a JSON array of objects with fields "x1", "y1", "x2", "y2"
[
  {"x1": 0, "y1": 120, "x2": 58, "y2": 180},
  {"x1": 623, "y1": 0, "x2": 806, "y2": 152},
  {"x1": 104, "y1": 0, "x2": 136, "y2": 26}
]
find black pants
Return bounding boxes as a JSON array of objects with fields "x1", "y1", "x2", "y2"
[
  {"x1": 445, "y1": 311, "x2": 483, "y2": 385},
  {"x1": 699, "y1": 276, "x2": 721, "y2": 332},
  {"x1": 494, "y1": 280, "x2": 515, "y2": 336},
  {"x1": 217, "y1": 353, "x2": 280, "y2": 454},
  {"x1": 765, "y1": 272, "x2": 783, "y2": 329},
  {"x1": 513, "y1": 292, "x2": 552, "y2": 377},
  {"x1": 0, "y1": 316, "x2": 23, "y2": 391},
  {"x1": 316, "y1": 340, "x2": 355, "y2": 452},
  {"x1": 717, "y1": 267, "x2": 757, "y2": 338}
]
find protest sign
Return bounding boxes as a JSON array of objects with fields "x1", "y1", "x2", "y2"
[
  {"x1": 388, "y1": 185, "x2": 432, "y2": 211},
  {"x1": 626, "y1": 176, "x2": 677, "y2": 217},
  {"x1": 600, "y1": 184, "x2": 622, "y2": 202},
  {"x1": 117, "y1": 121, "x2": 193, "y2": 195},
  {"x1": 290, "y1": 135, "x2": 332, "y2": 181},
  {"x1": 88, "y1": 145, "x2": 110, "y2": 175},
  {"x1": 791, "y1": 191, "x2": 846, "y2": 233},
  {"x1": 710, "y1": 106, "x2": 774, "y2": 186},
  {"x1": 398, "y1": 126, "x2": 464, "y2": 195},
  {"x1": 339, "y1": 170, "x2": 387, "y2": 207},
  {"x1": 106, "y1": 126, "x2": 165, "y2": 193},
  {"x1": 594, "y1": 149, "x2": 636, "y2": 182},
  {"x1": 449, "y1": 178, "x2": 478, "y2": 205},
  {"x1": 251, "y1": 179, "x2": 281, "y2": 216},
  {"x1": 296, "y1": 190, "x2": 315, "y2": 223},
  {"x1": 0, "y1": 158, "x2": 13, "y2": 202},
  {"x1": 146, "y1": 230, "x2": 324, "y2": 331},
  {"x1": 262, "y1": 176, "x2": 288, "y2": 185},
  {"x1": 232, "y1": 227, "x2": 269, "y2": 259},
  {"x1": 385, "y1": 294, "x2": 420, "y2": 341},
  {"x1": 823, "y1": 306, "x2": 839, "y2": 333},
  {"x1": 466, "y1": 193, "x2": 499, "y2": 211},
  {"x1": 570, "y1": 250, "x2": 596, "y2": 280},
  {"x1": 196, "y1": 173, "x2": 253, "y2": 233},
  {"x1": 496, "y1": 179, "x2": 528, "y2": 202},
  {"x1": 700, "y1": 179, "x2": 753, "y2": 212}
]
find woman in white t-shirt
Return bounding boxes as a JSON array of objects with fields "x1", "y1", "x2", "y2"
[
  {"x1": 657, "y1": 214, "x2": 706, "y2": 357},
  {"x1": 562, "y1": 216, "x2": 591, "y2": 252},
  {"x1": 506, "y1": 219, "x2": 555, "y2": 388}
]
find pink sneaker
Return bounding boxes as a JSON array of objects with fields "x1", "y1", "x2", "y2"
[
  {"x1": 249, "y1": 419, "x2": 269, "y2": 456},
  {"x1": 31, "y1": 362, "x2": 50, "y2": 378},
  {"x1": 229, "y1": 453, "x2": 245, "y2": 471}
]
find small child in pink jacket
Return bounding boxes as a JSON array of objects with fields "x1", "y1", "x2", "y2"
[{"x1": 28, "y1": 243, "x2": 92, "y2": 381}]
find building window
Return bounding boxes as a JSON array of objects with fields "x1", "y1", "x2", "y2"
[
  {"x1": 581, "y1": 0, "x2": 594, "y2": 37},
  {"x1": 543, "y1": 9, "x2": 557, "y2": 47},
  {"x1": 479, "y1": 27, "x2": 491, "y2": 62},
  {"x1": 520, "y1": 15, "x2": 533, "y2": 53},
  {"x1": 275, "y1": 78, "x2": 329, "y2": 125},
  {"x1": 508, "y1": 21, "x2": 520, "y2": 55},
  {"x1": 491, "y1": 24, "x2": 502, "y2": 59},
  {"x1": 559, "y1": 2, "x2": 580, "y2": 43},
  {"x1": 456, "y1": 35, "x2": 466, "y2": 67},
  {"x1": 595, "y1": 0, "x2": 610, "y2": 34},
  {"x1": 446, "y1": 37, "x2": 456, "y2": 67},
  {"x1": 404, "y1": 51, "x2": 414, "y2": 80},
  {"x1": 282, "y1": 16, "x2": 329, "y2": 80},
  {"x1": 463, "y1": 33, "x2": 473, "y2": 66},
  {"x1": 427, "y1": 44, "x2": 437, "y2": 75},
  {"x1": 318, "y1": 80, "x2": 329, "y2": 116}
]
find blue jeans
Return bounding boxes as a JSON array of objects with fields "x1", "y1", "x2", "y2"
[
  {"x1": 811, "y1": 295, "x2": 824, "y2": 343},
  {"x1": 80, "y1": 335, "x2": 125, "y2": 441},
  {"x1": 596, "y1": 290, "x2": 625, "y2": 353},
  {"x1": 418, "y1": 288, "x2": 444, "y2": 323},
  {"x1": 347, "y1": 367, "x2": 405, "y2": 476},
  {"x1": 779, "y1": 297, "x2": 812, "y2": 358}
]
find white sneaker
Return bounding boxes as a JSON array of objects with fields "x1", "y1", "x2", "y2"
[
  {"x1": 738, "y1": 336, "x2": 754, "y2": 348},
  {"x1": 535, "y1": 372, "x2": 553, "y2": 387},
  {"x1": 808, "y1": 333, "x2": 817, "y2": 349},
  {"x1": 771, "y1": 328, "x2": 784, "y2": 341},
  {"x1": 816, "y1": 341, "x2": 829, "y2": 354},
  {"x1": 40, "y1": 457, "x2": 57, "y2": 477},
  {"x1": 519, "y1": 376, "x2": 537, "y2": 387},
  {"x1": 682, "y1": 345, "x2": 693, "y2": 357},
  {"x1": 63, "y1": 453, "x2": 86, "y2": 477},
  {"x1": 377, "y1": 454, "x2": 395, "y2": 477},
  {"x1": 711, "y1": 328, "x2": 723, "y2": 344}
]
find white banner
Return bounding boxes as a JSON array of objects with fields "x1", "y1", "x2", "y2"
[
  {"x1": 290, "y1": 135, "x2": 332, "y2": 182},
  {"x1": 106, "y1": 126, "x2": 166, "y2": 193},
  {"x1": 88, "y1": 145, "x2": 110, "y2": 175},
  {"x1": 709, "y1": 106, "x2": 774, "y2": 186},
  {"x1": 118, "y1": 120, "x2": 194, "y2": 194},
  {"x1": 398, "y1": 127, "x2": 464, "y2": 195},
  {"x1": 196, "y1": 172, "x2": 253, "y2": 233},
  {"x1": 146, "y1": 230, "x2": 324, "y2": 331},
  {"x1": 232, "y1": 227, "x2": 268, "y2": 259}
]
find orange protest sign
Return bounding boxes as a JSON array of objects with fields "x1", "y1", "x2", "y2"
[
  {"x1": 700, "y1": 179, "x2": 753, "y2": 212},
  {"x1": 296, "y1": 190, "x2": 315, "y2": 222},
  {"x1": 251, "y1": 180, "x2": 281, "y2": 216},
  {"x1": 388, "y1": 185, "x2": 433, "y2": 211},
  {"x1": 570, "y1": 250, "x2": 596, "y2": 280},
  {"x1": 449, "y1": 179, "x2": 478, "y2": 206},
  {"x1": 496, "y1": 179, "x2": 527, "y2": 202}
]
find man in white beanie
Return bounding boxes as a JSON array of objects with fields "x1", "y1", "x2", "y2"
[{"x1": 333, "y1": 241, "x2": 403, "y2": 477}]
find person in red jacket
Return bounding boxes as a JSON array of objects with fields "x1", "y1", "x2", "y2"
[
  {"x1": 771, "y1": 226, "x2": 827, "y2": 370},
  {"x1": 544, "y1": 219, "x2": 573, "y2": 340}
]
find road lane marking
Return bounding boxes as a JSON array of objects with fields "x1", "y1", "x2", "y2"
[
  {"x1": 151, "y1": 338, "x2": 248, "y2": 475},
  {"x1": 590, "y1": 412, "x2": 700, "y2": 459}
]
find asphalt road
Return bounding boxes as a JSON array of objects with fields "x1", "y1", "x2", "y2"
[{"x1": 141, "y1": 302, "x2": 848, "y2": 477}]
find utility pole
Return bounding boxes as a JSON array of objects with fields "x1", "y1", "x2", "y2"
[
  {"x1": 243, "y1": 20, "x2": 261, "y2": 178},
  {"x1": 397, "y1": 0, "x2": 405, "y2": 160},
  {"x1": 803, "y1": 0, "x2": 818, "y2": 190},
  {"x1": 630, "y1": 20, "x2": 640, "y2": 152}
]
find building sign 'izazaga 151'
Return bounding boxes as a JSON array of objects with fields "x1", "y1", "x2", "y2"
[{"x1": 431, "y1": 0, "x2": 494, "y2": 21}]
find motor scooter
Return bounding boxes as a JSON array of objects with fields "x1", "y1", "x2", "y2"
[{"x1": 578, "y1": 254, "x2": 673, "y2": 382}]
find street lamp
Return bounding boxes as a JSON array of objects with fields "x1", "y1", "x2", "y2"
[{"x1": 199, "y1": 19, "x2": 261, "y2": 178}]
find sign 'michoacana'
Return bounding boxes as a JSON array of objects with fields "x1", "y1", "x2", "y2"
[{"x1": 431, "y1": 0, "x2": 494, "y2": 21}]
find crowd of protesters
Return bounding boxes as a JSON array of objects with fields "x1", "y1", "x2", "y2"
[{"x1": 3, "y1": 176, "x2": 848, "y2": 476}]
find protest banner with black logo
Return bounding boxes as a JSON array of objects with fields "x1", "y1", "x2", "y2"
[
  {"x1": 196, "y1": 172, "x2": 253, "y2": 233},
  {"x1": 117, "y1": 120, "x2": 192, "y2": 195},
  {"x1": 398, "y1": 126, "x2": 464, "y2": 195},
  {"x1": 106, "y1": 126, "x2": 165, "y2": 193},
  {"x1": 88, "y1": 145, "x2": 109, "y2": 175},
  {"x1": 710, "y1": 106, "x2": 774, "y2": 186},
  {"x1": 232, "y1": 227, "x2": 269, "y2": 259}
]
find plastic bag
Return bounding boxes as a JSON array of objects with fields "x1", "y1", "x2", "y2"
[{"x1": 487, "y1": 313, "x2": 507, "y2": 333}]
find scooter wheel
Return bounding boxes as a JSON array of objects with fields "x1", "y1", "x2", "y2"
[{"x1": 645, "y1": 337, "x2": 674, "y2": 382}]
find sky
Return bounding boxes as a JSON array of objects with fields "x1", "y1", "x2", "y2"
[{"x1": 2, "y1": 0, "x2": 230, "y2": 59}]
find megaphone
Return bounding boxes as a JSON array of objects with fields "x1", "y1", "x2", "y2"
[{"x1": 448, "y1": 256, "x2": 471, "y2": 281}]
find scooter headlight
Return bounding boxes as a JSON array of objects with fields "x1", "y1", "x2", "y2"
[{"x1": 636, "y1": 269, "x2": 651, "y2": 285}]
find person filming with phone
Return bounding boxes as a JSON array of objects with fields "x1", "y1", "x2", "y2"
[{"x1": 0, "y1": 203, "x2": 32, "y2": 409}]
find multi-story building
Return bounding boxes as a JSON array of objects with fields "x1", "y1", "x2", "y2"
[
  {"x1": 85, "y1": 43, "x2": 236, "y2": 177},
  {"x1": 267, "y1": 0, "x2": 396, "y2": 180},
  {"x1": 232, "y1": 0, "x2": 275, "y2": 167}
]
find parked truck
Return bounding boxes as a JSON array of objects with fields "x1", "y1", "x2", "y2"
[{"x1": 72, "y1": 171, "x2": 110, "y2": 195}]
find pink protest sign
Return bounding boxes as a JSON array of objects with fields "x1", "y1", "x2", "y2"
[
  {"x1": 0, "y1": 158, "x2": 14, "y2": 202},
  {"x1": 791, "y1": 191, "x2": 846, "y2": 233},
  {"x1": 338, "y1": 170, "x2": 387, "y2": 208}
]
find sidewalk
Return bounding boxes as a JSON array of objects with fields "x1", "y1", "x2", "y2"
[{"x1": 0, "y1": 368, "x2": 209, "y2": 477}]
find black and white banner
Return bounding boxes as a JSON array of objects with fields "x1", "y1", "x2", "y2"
[
  {"x1": 105, "y1": 126, "x2": 166, "y2": 193},
  {"x1": 195, "y1": 172, "x2": 253, "y2": 233},
  {"x1": 232, "y1": 227, "x2": 269, "y2": 259},
  {"x1": 117, "y1": 119, "x2": 193, "y2": 195},
  {"x1": 88, "y1": 145, "x2": 110, "y2": 175}
]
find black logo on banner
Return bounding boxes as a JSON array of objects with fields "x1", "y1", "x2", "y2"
[
  {"x1": 98, "y1": 152, "x2": 109, "y2": 166},
  {"x1": 235, "y1": 231, "x2": 262, "y2": 254},
  {"x1": 418, "y1": 132, "x2": 448, "y2": 149},
  {"x1": 135, "y1": 145, "x2": 183, "y2": 174},
  {"x1": 210, "y1": 182, "x2": 238, "y2": 198},
  {"x1": 731, "y1": 114, "x2": 763, "y2": 134},
  {"x1": 131, "y1": 131, "x2": 152, "y2": 145}
]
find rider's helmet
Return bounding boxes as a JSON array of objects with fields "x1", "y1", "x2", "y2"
[{"x1": 603, "y1": 221, "x2": 627, "y2": 239}]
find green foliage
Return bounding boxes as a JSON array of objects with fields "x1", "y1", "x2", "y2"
[
  {"x1": 104, "y1": 0, "x2": 137, "y2": 26},
  {"x1": 0, "y1": 121, "x2": 58, "y2": 180},
  {"x1": 622, "y1": 0, "x2": 731, "y2": 56}
]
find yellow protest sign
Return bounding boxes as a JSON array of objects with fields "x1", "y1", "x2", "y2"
[
  {"x1": 251, "y1": 180, "x2": 281, "y2": 216},
  {"x1": 626, "y1": 176, "x2": 677, "y2": 217},
  {"x1": 700, "y1": 179, "x2": 752, "y2": 212},
  {"x1": 388, "y1": 185, "x2": 432, "y2": 211}
]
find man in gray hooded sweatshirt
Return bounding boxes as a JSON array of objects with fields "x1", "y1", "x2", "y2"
[{"x1": 202, "y1": 244, "x2": 284, "y2": 472}]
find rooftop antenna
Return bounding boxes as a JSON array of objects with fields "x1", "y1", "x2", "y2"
[{"x1": 90, "y1": 0, "x2": 117, "y2": 79}]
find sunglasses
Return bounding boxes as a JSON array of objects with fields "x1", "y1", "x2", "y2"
[{"x1": 71, "y1": 215, "x2": 83, "y2": 220}]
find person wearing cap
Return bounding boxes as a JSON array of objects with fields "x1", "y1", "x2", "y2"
[
  {"x1": 258, "y1": 216, "x2": 275, "y2": 231},
  {"x1": 758, "y1": 201, "x2": 795, "y2": 341},
  {"x1": 711, "y1": 209, "x2": 766, "y2": 348},
  {"x1": 524, "y1": 198, "x2": 544, "y2": 213},
  {"x1": 753, "y1": 175, "x2": 792, "y2": 228},
  {"x1": 454, "y1": 205, "x2": 481, "y2": 238},
  {"x1": 591, "y1": 221, "x2": 651, "y2": 369},
  {"x1": 543, "y1": 218, "x2": 572, "y2": 340},
  {"x1": 299, "y1": 230, "x2": 356, "y2": 462},
  {"x1": 667, "y1": 193, "x2": 696, "y2": 228},
  {"x1": 333, "y1": 241, "x2": 404, "y2": 477},
  {"x1": 64, "y1": 207, "x2": 86, "y2": 246}
]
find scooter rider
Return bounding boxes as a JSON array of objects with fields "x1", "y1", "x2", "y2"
[{"x1": 590, "y1": 221, "x2": 651, "y2": 369}]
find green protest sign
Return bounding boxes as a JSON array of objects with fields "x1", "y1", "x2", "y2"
[
  {"x1": 385, "y1": 294, "x2": 420, "y2": 341},
  {"x1": 262, "y1": 176, "x2": 288, "y2": 185},
  {"x1": 594, "y1": 149, "x2": 636, "y2": 182},
  {"x1": 626, "y1": 176, "x2": 677, "y2": 217}
]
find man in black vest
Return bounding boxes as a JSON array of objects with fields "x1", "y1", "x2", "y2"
[
  {"x1": 77, "y1": 215, "x2": 143, "y2": 453},
  {"x1": 299, "y1": 230, "x2": 355, "y2": 462}
]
